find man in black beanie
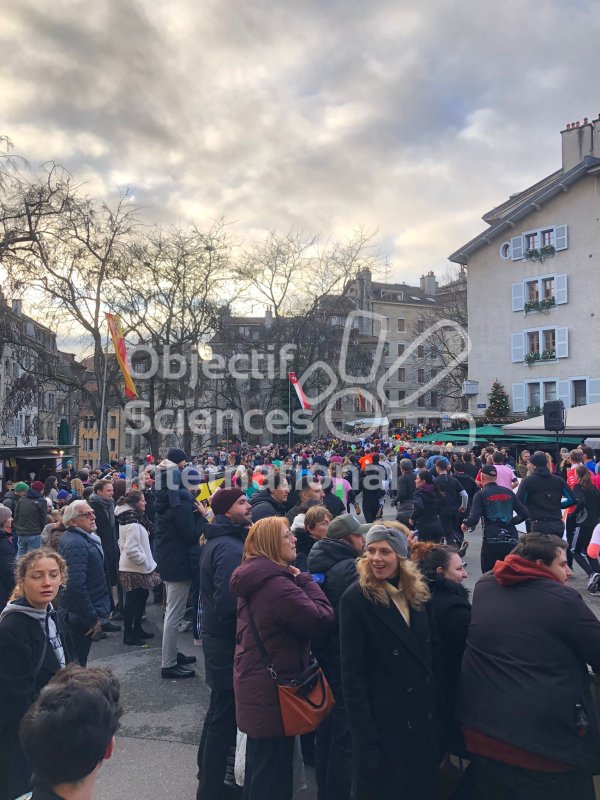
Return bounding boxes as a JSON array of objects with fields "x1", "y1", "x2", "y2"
[{"x1": 196, "y1": 487, "x2": 252, "y2": 799}]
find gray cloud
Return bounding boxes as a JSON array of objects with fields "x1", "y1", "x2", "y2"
[{"x1": 3, "y1": 0, "x2": 600, "y2": 284}]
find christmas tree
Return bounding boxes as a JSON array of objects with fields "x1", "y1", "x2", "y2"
[{"x1": 487, "y1": 379, "x2": 510, "y2": 419}]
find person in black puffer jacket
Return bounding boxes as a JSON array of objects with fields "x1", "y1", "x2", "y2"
[
  {"x1": 196, "y1": 488, "x2": 252, "y2": 800},
  {"x1": 0, "y1": 506, "x2": 16, "y2": 611},
  {"x1": 155, "y1": 467, "x2": 206, "y2": 679},
  {"x1": 249, "y1": 473, "x2": 290, "y2": 523},
  {"x1": 308, "y1": 514, "x2": 369, "y2": 800},
  {"x1": 412, "y1": 541, "x2": 470, "y2": 756},
  {"x1": 411, "y1": 470, "x2": 444, "y2": 542}
]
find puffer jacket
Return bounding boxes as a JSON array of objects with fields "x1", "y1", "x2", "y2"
[
  {"x1": 0, "y1": 529, "x2": 16, "y2": 610},
  {"x1": 115, "y1": 505, "x2": 157, "y2": 574},
  {"x1": 155, "y1": 488, "x2": 204, "y2": 582},
  {"x1": 307, "y1": 537, "x2": 358, "y2": 696},
  {"x1": 249, "y1": 489, "x2": 286, "y2": 523},
  {"x1": 200, "y1": 515, "x2": 249, "y2": 690},
  {"x1": 13, "y1": 489, "x2": 46, "y2": 536},
  {"x1": 230, "y1": 556, "x2": 333, "y2": 738},
  {"x1": 57, "y1": 527, "x2": 110, "y2": 628}
]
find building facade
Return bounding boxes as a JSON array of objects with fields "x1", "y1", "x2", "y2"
[{"x1": 450, "y1": 117, "x2": 600, "y2": 417}]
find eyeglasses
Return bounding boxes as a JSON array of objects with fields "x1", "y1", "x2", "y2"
[{"x1": 77, "y1": 512, "x2": 95, "y2": 519}]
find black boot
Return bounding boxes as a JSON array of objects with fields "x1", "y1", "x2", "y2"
[
  {"x1": 133, "y1": 627, "x2": 155, "y2": 639},
  {"x1": 123, "y1": 633, "x2": 147, "y2": 646}
]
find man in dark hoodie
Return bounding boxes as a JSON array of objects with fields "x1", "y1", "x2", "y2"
[
  {"x1": 307, "y1": 513, "x2": 369, "y2": 800},
  {"x1": 516, "y1": 450, "x2": 576, "y2": 536},
  {"x1": 196, "y1": 487, "x2": 252, "y2": 800},
  {"x1": 458, "y1": 534, "x2": 600, "y2": 800},
  {"x1": 14, "y1": 481, "x2": 47, "y2": 558},
  {"x1": 249, "y1": 472, "x2": 290, "y2": 522}
]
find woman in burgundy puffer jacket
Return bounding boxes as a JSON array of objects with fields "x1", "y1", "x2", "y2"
[{"x1": 230, "y1": 516, "x2": 333, "y2": 800}]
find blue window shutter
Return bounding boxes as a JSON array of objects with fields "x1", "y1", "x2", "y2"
[
  {"x1": 557, "y1": 380, "x2": 571, "y2": 408},
  {"x1": 511, "y1": 332, "x2": 525, "y2": 362},
  {"x1": 512, "y1": 282, "x2": 525, "y2": 311},
  {"x1": 555, "y1": 274, "x2": 568, "y2": 305},
  {"x1": 588, "y1": 379, "x2": 600, "y2": 405},
  {"x1": 554, "y1": 225, "x2": 568, "y2": 251},
  {"x1": 511, "y1": 235, "x2": 524, "y2": 260},
  {"x1": 555, "y1": 327, "x2": 569, "y2": 358},
  {"x1": 512, "y1": 383, "x2": 526, "y2": 413}
]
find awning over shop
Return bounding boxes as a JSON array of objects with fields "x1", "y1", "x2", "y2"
[{"x1": 503, "y1": 403, "x2": 600, "y2": 437}]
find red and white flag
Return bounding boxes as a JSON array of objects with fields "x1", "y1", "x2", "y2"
[{"x1": 288, "y1": 372, "x2": 311, "y2": 411}]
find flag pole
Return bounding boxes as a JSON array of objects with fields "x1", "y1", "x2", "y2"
[
  {"x1": 288, "y1": 372, "x2": 292, "y2": 449},
  {"x1": 97, "y1": 320, "x2": 110, "y2": 467}
]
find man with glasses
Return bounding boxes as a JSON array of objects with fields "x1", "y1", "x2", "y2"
[{"x1": 58, "y1": 500, "x2": 111, "y2": 666}]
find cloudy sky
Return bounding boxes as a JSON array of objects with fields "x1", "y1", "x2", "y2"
[{"x1": 3, "y1": 0, "x2": 600, "y2": 285}]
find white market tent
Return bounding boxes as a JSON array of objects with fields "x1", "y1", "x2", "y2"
[
  {"x1": 345, "y1": 417, "x2": 389, "y2": 428},
  {"x1": 502, "y1": 403, "x2": 600, "y2": 438}
]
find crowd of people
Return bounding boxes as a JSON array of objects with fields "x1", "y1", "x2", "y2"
[{"x1": 2, "y1": 436, "x2": 600, "y2": 799}]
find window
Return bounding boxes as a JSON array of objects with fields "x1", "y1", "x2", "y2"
[
  {"x1": 418, "y1": 369, "x2": 425, "y2": 383},
  {"x1": 398, "y1": 391, "x2": 406, "y2": 400},
  {"x1": 398, "y1": 368, "x2": 405, "y2": 382},
  {"x1": 543, "y1": 329, "x2": 555, "y2": 352},
  {"x1": 525, "y1": 232, "x2": 538, "y2": 250},
  {"x1": 416, "y1": 320, "x2": 425, "y2": 334},
  {"x1": 542, "y1": 276, "x2": 554, "y2": 299},
  {"x1": 417, "y1": 345, "x2": 425, "y2": 358},
  {"x1": 397, "y1": 343, "x2": 405, "y2": 356},
  {"x1": 527, "y1": 331, "x2": 540, "y2": 354},
  {"x1": 417, "y1": 395, "x2": 425, "y2": 408},
  {"x1": 109, "y1": 438, "x2": 116, "y2": 451},
  {"x1": 573, "y1": 380, "x2": 587, "y2": 407},
  {"x1": 109, "y1": 415, "x2": 117, "y2": 429},
  {"x1": 526, "y1": 280, "x2": 539, "y2": 302},
  {"x1": 383, "y1": 342, "x2": 389, "y2": 357},
  {"x1": 47, "y1": 393, "x2": 55, "y2": 411},
  {"x1": 528, "y1": 383, "x2": 541, "y2": 407},
  {"x1": 541, "y1": 229, "x2": 553, "y2": 247},
  {"x1": 334, "y1": 397, "x2": 343, "y2": 411},
  {"x1": 125, "y1": 433, "x2": 132, "y2": 448},
  {"x1": 430, "y1": 391, "x2": 438, "y2": 408},
  {"x1": 384, "y1": 389, "x2": 391, "y2": 400},
  {"x1": 544, "y1": 382, "x2": 557, "y2": 402},
  {"x1": 397, "y1": 318, "x2": 405, "y2": 332}
]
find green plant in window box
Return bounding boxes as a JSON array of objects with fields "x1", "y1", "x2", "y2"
[
  {"x1": 524, "y1": 351, "x2": 541, "y2": 364},
  {"x1": 539, "y1": 296, "x2": 556, "y2": 313},
  {"x1": 541, "y1": 348, "x2": 556, "y2": 360},
  {"x1": 527, "y1": 405, "x2": 541, "y2": 418},
  {"x1": 524, "y1": 299, "x2": 538, "y2": 314},
  {"x1": 523, "y1": 245, "x2": 555, "y2": 264}
]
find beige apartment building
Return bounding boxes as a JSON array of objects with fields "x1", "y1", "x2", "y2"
[{"x1": 450, "y1": 116, "x2": 600, "y2": 417}]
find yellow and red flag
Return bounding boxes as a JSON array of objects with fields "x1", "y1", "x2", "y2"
[{"x1": 106, "y1": 313, "x2": 138, "y2": 400}]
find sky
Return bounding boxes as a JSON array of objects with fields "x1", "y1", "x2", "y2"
[{"x1": 3, "y1": 0, "x2": 600, "y2": 288}]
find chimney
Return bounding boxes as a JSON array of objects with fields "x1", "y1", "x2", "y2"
[
  {"x1": 264, "y1": 306, "x2": 273, "y2": 329},
  {"x1": 561, "y1": 117, "x2": 593, "y2": 172},
  {"x1": 420, "y1": 271, "x2": 438, "y2": 296},
  {"x1": 12, "y1": 299, "x2": 22, "y2": 315}
]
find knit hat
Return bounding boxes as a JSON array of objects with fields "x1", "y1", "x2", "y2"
[
  {"x1": 56, "y1": 489, "x2": 70, "y2": 501},
  {"x1": 327, "y1": 514, "x2": 371, "y2": 540},
  {"x1": 182, "y1": 467, "x2": 203, "y2": 488},
  {"x1": 210, "y1": 487, "x2": 244, "y2": 516},
  {"x1": 365, "y1": 525, "x2": 409, "y2": 558},
  {"x1": 167, "y1": 447, "x2": 188, "y2": 465},
  {"x1": 0, "y1": 506, "x2": 12, "y2": 526},
  {"x1": 31, "y1": 481, "x2": 45, "y2": 493},
  {"x1": 529, "y1": 451, "x2": 549, "y2": 468},
  {"x1": 14, "y1": 481, "x2": 29, "y2": 493}
]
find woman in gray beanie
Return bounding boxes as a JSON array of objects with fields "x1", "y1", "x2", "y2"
[{"x1": 339, "y1": 524, "x2": 439, "y2": 799}]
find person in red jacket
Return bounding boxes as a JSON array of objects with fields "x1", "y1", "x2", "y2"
[{"x1": 230, "y1": 516, "x2": 333, "y2": 800}]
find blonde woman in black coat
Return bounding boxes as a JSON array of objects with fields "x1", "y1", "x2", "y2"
[{"x1": 339, "y1": 524, "x2": 439, "y2": 800}]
